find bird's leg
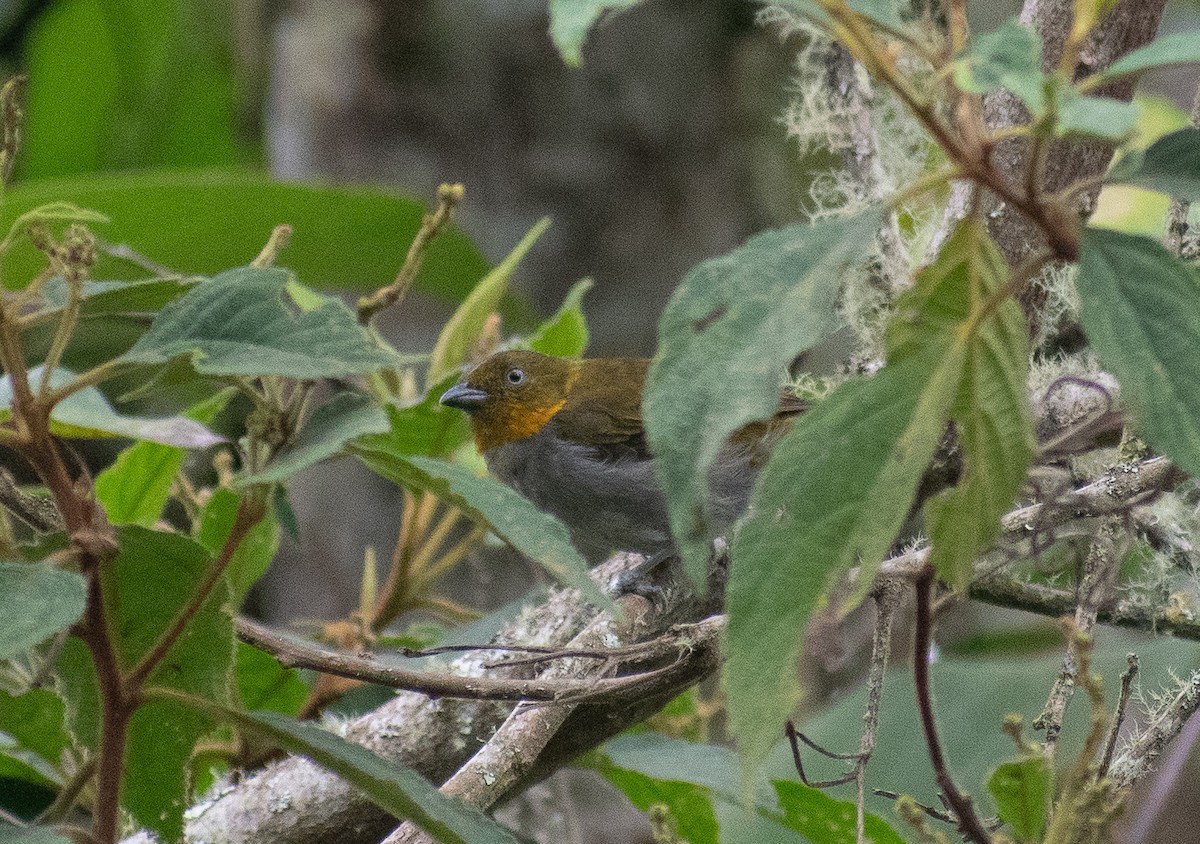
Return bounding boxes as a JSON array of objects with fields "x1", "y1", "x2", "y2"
[
  {"x1": 611, "y1": 539, "x2": 731, "y2": 610},
  {"x1": 610, "y1": 549, "x2": 679, "y2": 606}
]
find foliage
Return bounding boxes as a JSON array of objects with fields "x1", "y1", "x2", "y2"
[{"x1": 1, "y1": 0, "x2": 1199, "y2": 842}]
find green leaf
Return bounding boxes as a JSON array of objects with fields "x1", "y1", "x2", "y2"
[
  {"x1": 240, "y1": 392, "x2": 389, "y2": 485},
  {"x1": 1076, "y1": 228, "x2": 1200, "y2": 476},
  {"x1": 95, "y1": 388, "x2": 232, "y2": 527},
  {"x1": 526, "y1": 278, "x2": 592, "y2": 357},
  {"x1": 197, "y1": 489, "x2": 280, "y2": 601},
  {"x1": 352, "y1": 447, "x2": 609, "y2": 608},
  {"x1": 953, "y1": 20, "x2": 1045, "y2": 113},
  {"x1": 771, "y1": 780, "x2": 907, "y2": 844},
  {"x1": 548, "y1": 0, "x2": 642, "y2": 67},
  {"x1": 1087, "y1": 30, "x2": 1200, "y2": 89},
  {"x1": 0, "y1": 825, "x2": 72, "y2": 844},
  {"x1": 57, "y1": 527, "x2": 234, "y2": 840},
  {"x1": 149, "y1": 691, "x2": 520, "y2": 844},
  {"x1": 236, "y1": 642, "x2": 308, "y2": 715},
  {"x1": 727, "y1": 349, "x2": 958, "y2": 771},
  {"x1": 1, "y1": 172, "x2": 491, "y2": 303},
  {"x1": 889, "y1": 219, "x2": 1033, "y2": 587},
  {"x1": 1106, "y1": 127, "x2": 1200, "y2": 200},
  {"x1": 0, "y1": 367, "x2": 224, "y2": 447},
  {"x1": 95, "y1": 388, "x2": 234, "y2": 527},
  {"x1": 95, "y1": 443, "x2": 185, "y2": 527},
  {"x1": 0, "y1": 690, "x2": 70, "y2": 789},
  {"x1": 1057, "y1": 94, "x2": 1140, "y2": 141},
  {"x1": 22, "y1": 0, "x2": 241, "y2": 178},
  {"x1": 591, "y1": 758, "x2": 720, "y2": 844},
  {"x1": 427, "y1": 218, "x2": 551, "y2": 386},
  {"x1": 646, "y1": 210, "x2": 882, "y2": 585},
  {"x1": 988, "y1": 757, "x2": 1050, "y2": 842},
  {"x1": 0, "y1": 202, "x2": 110, "y2": 253},
  {"x1": 367, "y1": 373, "x2": 470, "y2": 459},
  {"x1": 122, "y1": 266, "x2": 396, "y2": 378},
  {"x1": 37, "y1": 276, "x2": 201, "y2": 319},
  {"x1": 592, "y1": 735, "x2": 904, "y2": 844},
  {"x1": 0, "y1": 562, "x2": 86, "y2": 660}
]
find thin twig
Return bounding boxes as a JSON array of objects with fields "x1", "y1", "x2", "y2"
[
  {"x1": 913, "y1": 567, "x2": 992, "y2": 844},
  {"x1": 1109, "y1": 671, "x2": 1200, "y2": 789},
  {"x1": 236, "y1": 615, "x2": 723, "y2": 704},
  {"x1": 1098, "y1": 654, "x2": 1139, "y2": 777},
  {"x1": 35, "y1": 758, "x2": 96, "y2": 824},
  {"x1": 251, "y1": 224, "x2": 293, "y2": 269},
  {"x1": 1034, "y1": 519, "x2": 1120, "y2": 760},
  {"x1": 0, "y1": 75, "x2": 26, "y2": 188},
  {"x1": 357, "y1": 183, "x2": 465, "y2": 325}
]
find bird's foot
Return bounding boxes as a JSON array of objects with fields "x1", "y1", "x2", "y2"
[{"x1": 611, "y1": 549, "x2": 678, "y2": 607}]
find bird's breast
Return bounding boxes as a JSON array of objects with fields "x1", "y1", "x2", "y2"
[{"x1": 483, "y1": 428, "x2": 673, "y2": 564}]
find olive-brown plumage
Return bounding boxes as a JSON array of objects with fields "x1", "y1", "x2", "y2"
[{"x1": 440, "y1": 349, "x2": 799, "y2": 565}]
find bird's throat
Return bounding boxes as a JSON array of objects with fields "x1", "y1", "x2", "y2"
[{"x1": 474, "y1": 399, "x2": 567, "y2": 452}]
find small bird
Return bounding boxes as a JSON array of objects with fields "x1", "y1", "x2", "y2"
[{"x1": 439, "y1": 349, "x2": 801, "y2": 567}]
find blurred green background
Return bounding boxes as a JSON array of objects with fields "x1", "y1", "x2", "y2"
[{"x1": 0, "y1": 1, "x2": 1197, "y2": 841}]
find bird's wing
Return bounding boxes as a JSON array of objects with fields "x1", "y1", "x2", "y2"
[{"x1": 551, "y1": 358, "x2": 651, "y2": 459}]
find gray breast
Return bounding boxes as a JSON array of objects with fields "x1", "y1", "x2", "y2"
[
  {"x1": 485, "y1": 428, "x2": 760, "y2": 566},
  {"x1": 485, "y1": 428, "x2": 673, "y2": 565}
]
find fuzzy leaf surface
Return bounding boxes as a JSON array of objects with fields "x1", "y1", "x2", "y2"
[
  {"x1": 727, "y1": 348, "x2": 958, "y2": 771},
  {"x1": 1076, "y1": 228, "x2": 1200, "y2": 475},
  {"x1": 646, "y1": 210, "x2": 882, "y2": 586},
  {"x1": 122, "y1": 266, "x2": 396, "y2": 378},
  {"x1": 1106, "y1": 127, "x2": 1200, "y2": 200},
  {"x1": 953, "y1": 19, "x2": 1044, "y2": 112},
  {"x1": 0, "y1": 562, "x2": 86, "y2": 660},
  {"x1": 241, "y1": 392, "x2": 389, "y2": 485},
  {"x1": 889, "y1": 218, "x2": 1033, "y2": 587},
  {"x1": 0, "y1": 367, "x2": 223, "y2": 447}
]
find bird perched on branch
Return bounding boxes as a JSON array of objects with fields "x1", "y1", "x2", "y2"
[{"x1": 439, "y1": 349, "x2": 802, "y2": 567}]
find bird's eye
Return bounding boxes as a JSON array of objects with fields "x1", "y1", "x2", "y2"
[{"x1": 506, "y1": 368, "x2": 526, "y2": 385}]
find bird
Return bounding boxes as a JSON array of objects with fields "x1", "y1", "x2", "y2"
[{"x1": 438, "y1": 349, "x2": 802, "y2": 569}]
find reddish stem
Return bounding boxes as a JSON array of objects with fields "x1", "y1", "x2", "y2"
[{"x1": 913, "y1": 567, "x2": 992, "y2": 844}]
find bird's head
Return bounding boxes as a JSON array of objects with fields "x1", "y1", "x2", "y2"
[{"x1": 439, "y1": 350, "x2": 580, "y2": 452}]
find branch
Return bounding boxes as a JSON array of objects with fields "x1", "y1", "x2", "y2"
[
  {"x1": 1108, "y1": 671, "x2": 1200, "y2": 789},
  {"x1": 178, "y1": 553, "x2": 714, "y2": 844},
  {"x1": 1033, "y1": 518, "x2": 1121, "y2": 760},
  {"x1": 234, "y1": 614, "x2": 722, "y2": 705},
  {"x1": 1164, "y1": 84, "x2": 1200, "y2": 259},
  {"x1": 357, "y1": 183, "x2": 464, "y2": 325},
  {"x1": 934, "y1": 0, "x2": 1168, "y2": 324},
  {"x1": 382, "y1": 592, "x2": 666, "y2": 844}
]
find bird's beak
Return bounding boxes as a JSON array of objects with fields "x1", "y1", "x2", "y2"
[{"x1": 439, "y1": 383, "x2": 489, "y2": 412}]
